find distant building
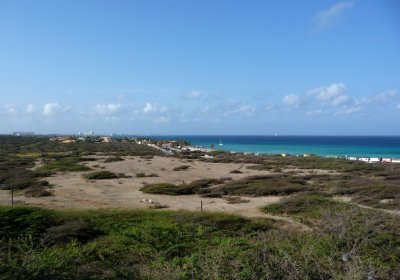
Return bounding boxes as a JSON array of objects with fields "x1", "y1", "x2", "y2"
[{"x1": 13, "y1": 132, "x2": 34, "y2": 136}]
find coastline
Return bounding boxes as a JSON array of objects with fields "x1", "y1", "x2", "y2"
[{"x1": 146, "y1": 135, "x2": 400, "y2": 160}]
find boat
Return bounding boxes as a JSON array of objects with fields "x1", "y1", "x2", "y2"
[{"x1": 219, "y1": 139, "x2": 223, "y2": 146}]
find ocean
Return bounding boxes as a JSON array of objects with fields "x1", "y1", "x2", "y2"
[{"x1": 147, "y1": 135, "x2": 400, "y2": 159}]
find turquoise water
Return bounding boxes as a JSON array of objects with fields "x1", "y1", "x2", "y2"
[{"x1": 148, "y1": 136, "x2": 400, "y2": 159}]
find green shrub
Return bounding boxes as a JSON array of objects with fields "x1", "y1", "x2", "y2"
[
  {"x1": 140, "y1": 179, "x2": 225, "y2": 195},
  {"x1": 84, "y1": 171, "x2": 120, "y2": 180},
  {"x1": 0, "y1": 206, "x2": 57, "y2": 239},
  {"x1": 140, "y1": 183, "x2": 193, "y2": 195},
  {"x1": 210, "y1": 175, "x2": 308, "y2": 196}
]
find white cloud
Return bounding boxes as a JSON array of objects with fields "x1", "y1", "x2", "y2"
[
  {"x1": 95, "y1": 104, "x2": 122, "y2": 115},
  {"x1": 4, "y1": 104, "x2": 17, "y2": 114},
  {"x1": 143, "y1": 102, "x2": 156, "y2": 113},
  {"x1": 43, "y1": 103, "x2": 70, "y2": 116},
  {"x1": 223, "y1": 105, "x2": 256, "y2": 116},
  {"x1": 283, "y1": 94, "x2": 300, "y2": 107},
  {"x1": 355, "y1": 89, "x2": 398, "y2": 106},
  {"x1": 331, "y1": 95, "x2": 349, "y2": 107},
  {"x1": 374, "y1": 89, "x2": 398, "y2": 104},
  {"x1": 26, "y1": 104, "x2": 35, "y2": 113},
  {"x1": 311, "y1": 1, "x2": 354, "y2": 32},
  {"x1": 185, "y1": 90, "x2": 202, "y2": 99},
  {"x1": 43, "y1": 103, "x2": 71, "y2": 116},
  {"x1": 313, "y1": 83, "x2": 346, "y2": 101}
]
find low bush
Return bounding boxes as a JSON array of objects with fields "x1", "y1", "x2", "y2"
[
  {"x1": 209, "y1": 175, "x2": 309, "y2": 197},
  {"x1": 140, "y1": 179, "x2": 225, "y2": 195},
  {"x1": 140, "y1": 183, "x2": 194, "y2": 195},
  {"x1": 84, "y1": 171, "x2": 121, "y2": 180},
  {"x1": 262, "y1": 193, "x2": 341, "y2": 221},
  {"x1": 136, "y1": 172, "x2": 159, "y2": 178},
  {"x1": 173, "y1": 165, "x2": 190, "y2": 171},
  {"x1": 24, "y1": 185, "x2": 53, "y2": 197}
]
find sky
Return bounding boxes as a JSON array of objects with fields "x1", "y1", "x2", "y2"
[{"x1": 0, "y1": 0, "x2": 399, "y2": 135}]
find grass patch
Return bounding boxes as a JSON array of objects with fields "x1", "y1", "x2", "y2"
[
  {"x1": 140, "y1": 183, "x2": 194, "y2": 195},
  {"x1": 209, "y1": 175, "x2": 309, "y2": 197},
  {"x1": 262, "y1": 193, "x2": 341, "y2": 221},
  {"x1": 39, "y1": 156, "x2": 91, "y2": 173},
  {"x1": 140, "y1": 178, "x2": 225, "y2": 195},
  {"x1": 230, "y1": 169, "x2": 243, "y2": 174},
  {"x1": 84, "y1": 171, "x2": 126, "y2": 180},
  {"x1": 333, "y1": 183, "x2": 400, "y2": 210}
]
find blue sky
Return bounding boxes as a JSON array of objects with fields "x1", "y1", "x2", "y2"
[{"x1": 0, "y1": 0, "x2": 399, "y2": 135}]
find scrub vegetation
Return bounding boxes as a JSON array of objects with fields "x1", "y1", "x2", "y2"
[
  {"x1": 0, "y1": 136, "x2": 160, "y2": 197},
  {"x1": 1, "y1": 136, "x2": 400, "y2": 279},
  {"x1": 0, "y1": 205, "x2": 399, "y2": 279}
]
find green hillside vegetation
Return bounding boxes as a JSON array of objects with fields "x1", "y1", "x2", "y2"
[{"x1": 0, "y1": 205, "x2": 399, "y2": 279}]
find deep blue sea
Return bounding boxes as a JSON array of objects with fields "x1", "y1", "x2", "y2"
[{"x1": 146, "y1": 136, "x2": 400, "y2": 159}]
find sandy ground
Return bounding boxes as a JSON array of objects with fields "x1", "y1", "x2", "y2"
[{"x1": 0, "y1": 156, "x2": 335, "y2": 229}]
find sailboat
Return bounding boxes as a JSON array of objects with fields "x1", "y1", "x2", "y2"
[{"x1": 219, "y1": 139, "x2": 223, "y2": 146}]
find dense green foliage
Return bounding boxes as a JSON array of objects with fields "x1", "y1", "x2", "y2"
[{"x1": 0, "y1": 205, "x2": 399, "y2": 279}]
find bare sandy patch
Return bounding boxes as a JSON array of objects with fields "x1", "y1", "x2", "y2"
[{"x1": 0, "y1": 156, "x2": 321, "y2": 229}]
